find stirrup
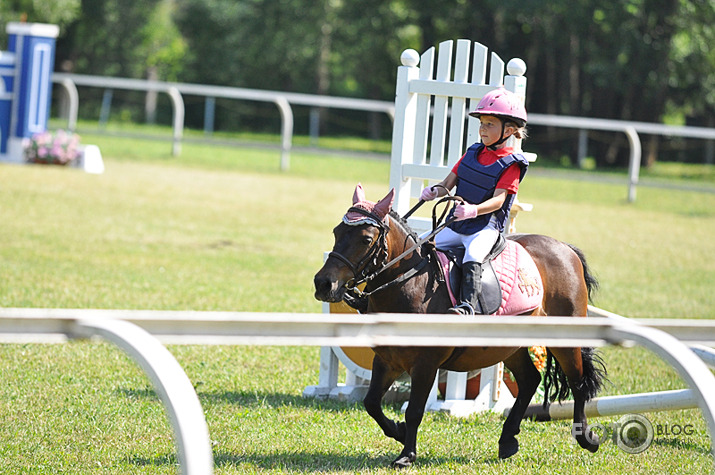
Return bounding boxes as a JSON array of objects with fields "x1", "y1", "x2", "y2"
[{"x1": 448, "y1": 302, "x2": 476, "y2": 315}]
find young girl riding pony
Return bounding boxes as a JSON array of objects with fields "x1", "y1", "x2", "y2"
[{"x1": 420, "y1": 88, "x2": 529, "y2": 315}]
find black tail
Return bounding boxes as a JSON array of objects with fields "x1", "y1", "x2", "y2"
[
  {"x1": 567, "y1": 244, "x2": 599, "y2": 302},
  {"x1": 542, "y1": 348, "x2": 608, "y2": 407}
]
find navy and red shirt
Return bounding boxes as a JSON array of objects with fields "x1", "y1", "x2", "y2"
[{"x1": 448, "y1": 143, "x2": 529, "y2": 234}]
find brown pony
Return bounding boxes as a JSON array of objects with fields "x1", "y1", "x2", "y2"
[{"x1": 313, "y1": 185, "x2": 606, "y2": 468}]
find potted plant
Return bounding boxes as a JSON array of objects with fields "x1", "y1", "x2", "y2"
[{"x1": 24, "y1": 129, "x2": 80, "y2": 165}]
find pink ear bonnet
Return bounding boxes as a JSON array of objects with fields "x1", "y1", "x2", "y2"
[{"x1": 343, "y1": 184, "x2": 395, "y2": 227}]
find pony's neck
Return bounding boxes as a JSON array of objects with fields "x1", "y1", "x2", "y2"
[
  {"x1": 365, "y1": 214, "x2": 433, "y2": 313},
  {"x1": 385, "y1": 214, "x2": 420, "y2": 258}
]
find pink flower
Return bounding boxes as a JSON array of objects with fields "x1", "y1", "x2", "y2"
[{"x1": 24, "y1": 130, "x2": 82, "y2": 165}]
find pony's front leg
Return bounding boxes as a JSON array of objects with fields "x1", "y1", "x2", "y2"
[
  {"x1": 363, "y1": 355, "x2": 407, "y2": 443},
  {"x1": 390, "y1": 363, "x2": 438, "y2": 469}
]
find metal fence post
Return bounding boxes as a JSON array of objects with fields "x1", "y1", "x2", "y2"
[
  {"x1": 625, "y1": 126, "x2": 642, "y2": 203},
  {"x1": 274, "y1": 97, "x2": 293, "y2": 171},
  {"x1": 167, "y1": 87, "x2": 184, "y2": 157}
]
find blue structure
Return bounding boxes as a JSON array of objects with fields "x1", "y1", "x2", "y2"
[{"x1": 0, "y1": 22, "x2": 59, "y2": 163}]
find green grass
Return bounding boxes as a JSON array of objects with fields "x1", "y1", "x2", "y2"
[
  {"x1": 640, "y1": 161, "x2": 715, "y2": 185},
  {"x1": 52, "y1": 118, "x2": 394, "y2": 156},
  {"x1": 0, "y1": 134, "x2": 714, "y2": 473},
  {"x1": 0, "y1": 343, "x2": 710, "y2": 474}
]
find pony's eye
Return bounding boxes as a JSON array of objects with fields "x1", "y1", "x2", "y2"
[{"x1": 362, "y1": 236, "x2": 373, "y2": 246}]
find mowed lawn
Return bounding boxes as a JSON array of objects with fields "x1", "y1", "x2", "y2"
[{"x1": 0, "y1": 135, "x2": 714, "y2": 473}]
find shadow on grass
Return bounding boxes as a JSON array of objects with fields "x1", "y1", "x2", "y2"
[
  {"x1": 116, "y1": 386, "x2": 407, "y2": 414},
  {"x1": 129, "y1": 450, "x2": 481, "y2": 471},
  {"x1": 198, "y1": 390, "x2": 370, "y2": 412}
]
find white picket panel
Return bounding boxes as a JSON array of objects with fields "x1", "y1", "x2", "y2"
[
  {"x1": 388, "y1": 39, "x2": 529, "y2": 231},
  {"x1": 446, "y1": 40, "x2": 471, "y2": 167},
  {"x1": 428, "y1": 41, "x2": 453, "y2": 169},
  {"x1": 466, "y1": 43, "x2": 489, "y2": 147}
]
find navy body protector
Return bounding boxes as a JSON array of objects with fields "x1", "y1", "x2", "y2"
[{"x1": 448, "y1": 143, "x2": 529, "y2": 235}]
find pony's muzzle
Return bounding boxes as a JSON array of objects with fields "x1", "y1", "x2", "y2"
[{"x1": 313, "y1": 274, "x2": 346, "y2": 302}]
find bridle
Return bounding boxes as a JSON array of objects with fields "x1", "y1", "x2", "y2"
[
  {"x1": 328, "y1": 194, "x2": 464, "y2": 310},
  {"x1": 327, "y1": 206, "x2": 391, "y2": 291}
]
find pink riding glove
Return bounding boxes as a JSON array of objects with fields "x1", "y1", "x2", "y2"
[
  {"x1": 420, "y1": 186, "x2": 439, "y2": 201},
  {"x1": 454, "y1": 203, "x2": 479, "y2": 221}
]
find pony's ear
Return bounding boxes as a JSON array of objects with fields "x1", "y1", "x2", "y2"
[
  {"x1": 352, "y1": 183, "x2": 366, "y2": 205},
  {"x1": 373, "y1": 188, "x2": 395, "y2": 220}
]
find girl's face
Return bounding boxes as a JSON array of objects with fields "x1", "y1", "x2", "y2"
[{"x1": 479, "y1": 115, "x2": 513, "y2": 148}]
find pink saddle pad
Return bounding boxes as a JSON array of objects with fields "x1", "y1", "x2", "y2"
[{"x1": 436, "y1": 240, "x2": 543, "y2": 316}]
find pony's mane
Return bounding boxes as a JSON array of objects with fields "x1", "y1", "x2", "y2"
[{"x1": 387, "y1": 210, "x2": 419, "y2": 241}]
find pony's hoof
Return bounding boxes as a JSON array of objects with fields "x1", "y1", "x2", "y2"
[
  {"x1": 577, "y1": 431, "x2": 600, "y2": 453},
  {"x1": 390, "y1": 452, "x2": 415, "y2": 469},
  {"x1": 498, "y1": 438, "x2": 519, "y2": 459}
]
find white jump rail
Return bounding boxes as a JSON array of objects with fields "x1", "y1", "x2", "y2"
[
  {"x1": 1, "y1": 312, "x2": 214, "y2": 475},
  {"x1": 509, "y1": 306, "x2": 715, "y2": 422},
  {"x1": 2, "y1": 308, "x2": 715, "y2": 471},
  {"x1": 51, "y1": 74, "x2": 715, "y2": 201}
]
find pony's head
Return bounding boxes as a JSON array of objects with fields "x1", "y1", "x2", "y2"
[{"x1": 314, "y1": 184, "x2": 394, "y2": 303}]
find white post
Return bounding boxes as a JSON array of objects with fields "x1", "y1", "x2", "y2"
[
  {"x1": 504, "y1": 58, "x2": 527, "y2": 152},
  {"x1": 167, "y1": 86, "x2": 184, "y2": 157},
  {"x1": 389, "y1": 49, "x2": 421, "y2": 214},
  {"x1": 625, "y1": 126, "x2": 642, "y2": 203},
  {"x1": 275, "y1": 97, "x2": 293, "y2": 172}
]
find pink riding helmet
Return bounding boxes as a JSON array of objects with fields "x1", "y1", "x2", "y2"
[{"x1": 469, "y1": 88, "x2": 527, "y2": 126}]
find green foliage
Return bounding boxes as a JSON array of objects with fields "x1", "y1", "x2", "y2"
[
  {"x1": 56, "y1": 0, "x2": 163, "y2": 78},
  {"x1": 667, "y1": 0, "x2": 715, "y2": 123},
  {"x1": 140, "y1": 0, "x2": 187, "y2": 81},
  {"x1": 44, "y1": 0, "x2": 715, "y2": 168},
  {"x1": 0, "y1": 0, "x2": 80, "y2": 27},
  {"x1": 174, "y1": 0, "x2": 321, "y2": 89}
]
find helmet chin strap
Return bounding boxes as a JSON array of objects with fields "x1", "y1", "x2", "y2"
[{"x1": 486, "y1": 119, "x2": 509, "y2": 150}]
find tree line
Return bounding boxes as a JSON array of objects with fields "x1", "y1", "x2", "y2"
[{"x1": 3, "y1": 0, "x2": 714, "y2": 167}]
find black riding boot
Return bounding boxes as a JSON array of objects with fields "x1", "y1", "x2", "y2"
[{"x1": 449, "y1": 261, "x2": 486, "y2": 315}]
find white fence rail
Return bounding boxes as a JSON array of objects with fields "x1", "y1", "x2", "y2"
[
  {"x1": 528, "y1": 113, "x2": 715, "y2": 202},
  {"x1": 51, "y1": 73, "x2": 395, "y2": 171},
  {"x1": 2, "y1": 308, "x2": 715, "y2": 474},
  {"x1": 51, "y1": 74, "x2": 715, "y2": 201}
]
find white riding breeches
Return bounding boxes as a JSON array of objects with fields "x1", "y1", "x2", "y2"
[{"x1": 433, "y1": 226, "x2": 500, "y2": 264}]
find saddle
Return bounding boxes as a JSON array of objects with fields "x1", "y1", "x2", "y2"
[
  {"x1": 438, "y1": 235, "x2": 506, "y2": 315},
  {"x1": 436, "y1": 235, "x2": 543, "y2": 316}
]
